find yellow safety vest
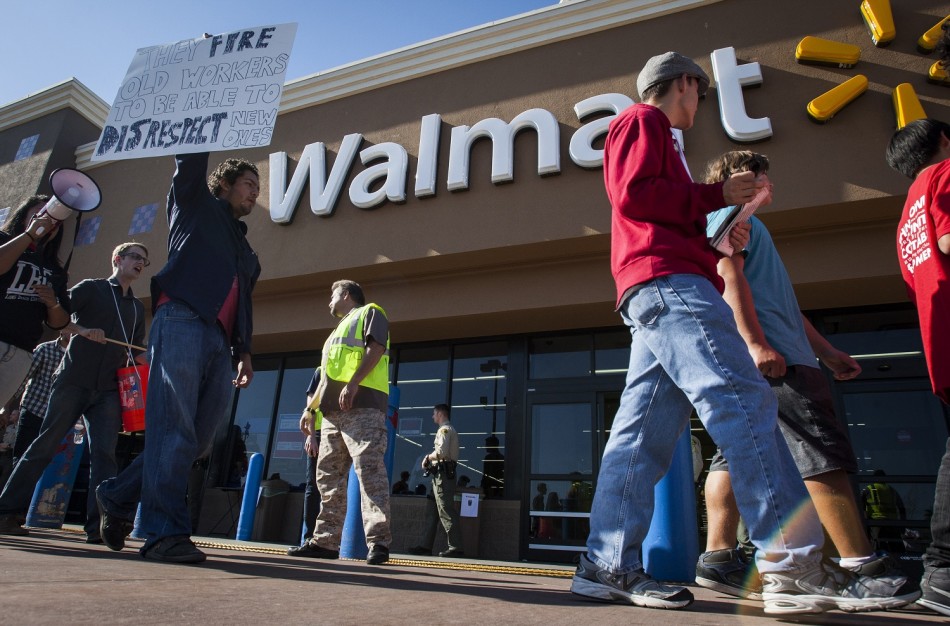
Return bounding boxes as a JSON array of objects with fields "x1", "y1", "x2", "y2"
[
  {"x1": 864, "y1": 483, "x2": 900, "y2": 520},
  {"x1": 323, "y1": 303, "x2": 390, "y2": 394},
  {"x1": 304, "y1": 406, "x2": 324, "y2": 430}
]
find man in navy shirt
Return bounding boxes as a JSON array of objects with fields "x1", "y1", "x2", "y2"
[{"x1": 97, "y1": 152, "x2": 261, "y2": 564}]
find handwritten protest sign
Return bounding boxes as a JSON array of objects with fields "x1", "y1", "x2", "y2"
[{"x1": 92, "y1": 23, "x2": 297, "y2": 162}]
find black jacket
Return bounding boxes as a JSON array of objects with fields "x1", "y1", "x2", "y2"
[{"x1": 152, "y1": 152, "x2": 261, "y2": 356}]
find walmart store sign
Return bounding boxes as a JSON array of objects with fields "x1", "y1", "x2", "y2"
[{"x1": 268, "y1": 47, "x2": 767, "y2": 224}]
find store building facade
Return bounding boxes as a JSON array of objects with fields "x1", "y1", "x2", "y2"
[{"x1": 2, "y1": 0, "x2": 949, "y2": 561}]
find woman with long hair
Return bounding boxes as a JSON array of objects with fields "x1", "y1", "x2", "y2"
[{"x1": 0, "y1": 195, "x2": 71, "y2": 407}]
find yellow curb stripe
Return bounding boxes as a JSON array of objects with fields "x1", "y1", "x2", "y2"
[{"x1": 47, "y1": 527, "x2": 573, "y2": 578}]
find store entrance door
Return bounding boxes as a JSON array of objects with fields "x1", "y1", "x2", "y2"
[{"x1": 525, "y1": 389, "x2": 619, "y2": 562}]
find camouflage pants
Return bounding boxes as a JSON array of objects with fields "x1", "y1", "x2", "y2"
[{"x1": 311, "y1": 408, "x2": 391, "y2": 549}]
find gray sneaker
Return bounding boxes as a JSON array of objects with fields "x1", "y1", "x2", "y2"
[
  {"x1": 848, "y1": 552, "x2": 917, "y2": 596},
  {"x1": 918, "y1": 565, "x2": 950, "y2": 617},
  {"x1": 761, "y1": 558, "x2": 921, "y2": 615},
  {"x1": 570, "y1": 553, "x2": 694, "y2": 609},
  {"x1": 695, "y1": 548, "x2": 762, "y2": 600}
]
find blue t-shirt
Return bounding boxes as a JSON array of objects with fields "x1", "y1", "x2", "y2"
[{"x1": 705, "y1": 212, "x2": 816, "y2": 368}]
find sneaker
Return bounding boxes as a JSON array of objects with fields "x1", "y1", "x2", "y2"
[
  {"x1": 96, "y1": 488, "x2": 134, "y2": 552},
  {"x1": 761, "y1": 558, "x2": 920, "y2": 615},
  {"x1": 0, "y1": 513, "x2": 28, "y2": 536},
  {"x1": 407, "y1": 545, "x2": 431, "y2": 556},
  {"x1": 142, "y1": 535, "x2": 206, "y2": 564},
  {"x1": 85, "y1": 534, "x2": 103, "y2": 545},
  {"x1": 849, "y1": 552, "x2": 917, "y2": 595},
  {"x1": 439, "y1": 548, "x2": 465, "y2": 558},
  {"x1": 918, "y1": 566, "x2": 950, "y2": 617},
  {"x1": 367, "y1": 545, "x2": 390, "y2": 565},
  {"x1": 695, "y1": 548, "x2": 762, "y2": 600},
  {"x1": 287, "y1": 540, "x2": 339, "y2": 559},
  {"x1": 570, "y1": 553, "x2": 694, "y2": 610}
]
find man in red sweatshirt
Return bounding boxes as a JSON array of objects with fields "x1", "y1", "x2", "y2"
[{"x1": 570, "y1": 51, "x2": 918, "y2": 616}]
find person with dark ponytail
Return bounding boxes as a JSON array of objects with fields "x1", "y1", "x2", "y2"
[{"x1": 0, "y1": 195, "x2": 70, "y2": 408}]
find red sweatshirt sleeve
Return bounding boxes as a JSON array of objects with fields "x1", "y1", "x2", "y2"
[{"x1": 604, "y1": 106, "x2": 724, "y2": 226}]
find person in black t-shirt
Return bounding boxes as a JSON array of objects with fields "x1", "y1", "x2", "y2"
[{"x1": 0, "y1": 195, "x2": 70, "y2": 409}]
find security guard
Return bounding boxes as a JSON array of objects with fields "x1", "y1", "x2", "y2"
[
  {"x1": 408, "y1": 403, "x2": 464, "y2": 557},
  {"x1": 288, "y1": 280, "x2": 392, "y2": 565}
]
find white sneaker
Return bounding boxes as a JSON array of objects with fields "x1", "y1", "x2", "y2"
[{"x1": 761, "y1": 559, "x2": 921, "y2": 615}]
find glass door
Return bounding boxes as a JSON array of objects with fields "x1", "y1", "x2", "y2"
[
  {"x1": 839, "y1": 379, "x2": 949, "y2": 553},
  {"x1": 525, "y1": 390, "x2": 618, "y2": 562}
]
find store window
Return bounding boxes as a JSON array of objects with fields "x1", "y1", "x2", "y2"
[
  {"x1": 226, "y1": 357, "x2": 280, "y2": 487},
  {"x1": 391, "y1": 342, "x2": 510, "y2": 499},
  {"x1": 526, "y1": 399, "x2": 598, "y2": 558},
  {"x1": 530, "y1": 403, "x2": 593, "y2": 475},
  {"x1": 594, "y1": 329, "x2": 629, "y2": 375},
  {"x1": 528, "y1": 478, "x2": 592, "y2": 547},
  {"x1": 813, "y1": 306, "x2": 949, "y2": 552},
  {"x1": 392, "y1": 346, "x2": 450, "y2": 495},
  {"x1": 450, "y1": 343, "x2": 507, "y2": 497},
  {"x1": 266, "y1": 355, "x2": 320, "y2": 489},
  {"x1": 529, "y1": 335, "x2": 591, "y2": 379}
]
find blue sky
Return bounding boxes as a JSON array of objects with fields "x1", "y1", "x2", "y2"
[{"x1": 2, "y1": 1, "x2": 556, "y2": 106}]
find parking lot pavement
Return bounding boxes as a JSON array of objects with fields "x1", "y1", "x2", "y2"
[{"x1": 0, "y1": 529, "x2": 945, "y2": 625}]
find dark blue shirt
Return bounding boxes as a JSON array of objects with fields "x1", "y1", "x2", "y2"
[{"x1": 152, "y1": 152, "x2": 261, "y2": 356}]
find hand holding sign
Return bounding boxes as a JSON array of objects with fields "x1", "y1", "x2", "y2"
[{"x1": 93, "y1": 23, "x2": 297, "y2": 162}]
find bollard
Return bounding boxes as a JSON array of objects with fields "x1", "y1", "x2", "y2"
[
  {"x1": 130, "y1": 503, "x2": 144, "y2": 539},
  {"x1": 235, "y1": 452, "x2": 264, "y2": 541},
  {"x1": 383, "y1": 385, "x2": 399, "y2": 480},
  {"x1": 643, "y1": 429, "x2": 699, "y2": 582},
  {"x1": 340, "y1": 467, "x2": 367, "y2": 559},
  {"x1": 26, "y1": 426, "x2": 85, "y2": 528},
  {"x1": 340, "y1": 385, "x2": 399, "y2": 559}
]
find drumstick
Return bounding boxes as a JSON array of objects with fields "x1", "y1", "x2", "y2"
[{"x1": 102, "y1": 337, "x2": 147, "y2": 352}]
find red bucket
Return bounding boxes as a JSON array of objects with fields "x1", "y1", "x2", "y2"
[{"x1": 117, "y1": 364, "x2": 148, "y2": 432}]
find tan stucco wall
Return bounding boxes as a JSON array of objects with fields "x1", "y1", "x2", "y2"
[{"x1": 64, "y1": 0, "x2": 950, "y2": 352}]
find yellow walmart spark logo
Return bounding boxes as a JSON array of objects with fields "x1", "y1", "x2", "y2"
[{"x1": 796, "y1": 0, "x2": 947, "y2": 127}]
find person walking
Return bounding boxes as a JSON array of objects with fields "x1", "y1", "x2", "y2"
[
  {"x1": 408, "y1": 404, "x2": 464, "y2": 557},
  {"x1": 570, "y1": 51, "x2": 918, "y2": 615},
  {"x1": 0, "y1": 243, "x2": 147, "y2": 541},
  {"x1": 96, "y1": 152, "x2": 261, "y2": 564}
]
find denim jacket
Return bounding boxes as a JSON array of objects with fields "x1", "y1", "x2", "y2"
[{"x1": 151, "y1": 152, "x2": 261, "y2": 357}]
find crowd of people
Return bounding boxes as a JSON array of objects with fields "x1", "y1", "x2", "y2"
[
  {"x1": 0, "y1": 36, "x2": 949, "y2": 621},
  {"x1": 562, "y1": 44, "x2": 950, "y2": 618}
]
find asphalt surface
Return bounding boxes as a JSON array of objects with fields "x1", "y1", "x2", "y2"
[{"x1": 0, "y1": 527, "x2": 946, "y2": 625}]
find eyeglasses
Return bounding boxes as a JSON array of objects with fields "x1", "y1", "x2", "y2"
[{"x1": 120, "y1": 252, "x2": 150, "y2": 267}]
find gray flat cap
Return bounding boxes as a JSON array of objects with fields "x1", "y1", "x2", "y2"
[{"x1": 636, "y1": 51, "x2": 710, "y2": 100}]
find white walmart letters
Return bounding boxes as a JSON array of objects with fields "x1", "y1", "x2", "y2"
[{"x1": 268, "y1": 47, "x2": 772, "y2": 223}]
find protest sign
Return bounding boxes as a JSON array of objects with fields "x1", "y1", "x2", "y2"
[{"x1": 92, "y1": 23, "x2": 297, "y2": 162}]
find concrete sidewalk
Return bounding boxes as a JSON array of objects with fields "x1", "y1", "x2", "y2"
[{"x1": 0, "y1": 528, "x2": 944, "y2": 625}]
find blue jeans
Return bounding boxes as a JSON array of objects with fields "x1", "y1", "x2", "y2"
[
  {"x1": 97, "y1": 302, "x2": 233, "y2": 552},
  {"x1": 926, "y1": 436, "x2": 950, "y2": 568},
  {"x1": 586, "y1": 275, "x2": 823, "y2": 575},
  {"x1": 0, "y1": 380, "x2": 121, "y2": 535}
]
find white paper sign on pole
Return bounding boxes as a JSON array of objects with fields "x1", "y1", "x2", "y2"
[
  {"x1": 460, "y1": 492, "x2": 479, "y2": 518},
  {"x1": 92, "y1": 23, "x2": 297, "y2": 162}
]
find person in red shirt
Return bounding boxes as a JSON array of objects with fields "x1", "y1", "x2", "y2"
[
  {"x1": 571, "y1": 51, "x2": 916, "y2": 615},
  {"x1": 886, "y1": 117, "x2": 950, "y2": 617}
]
